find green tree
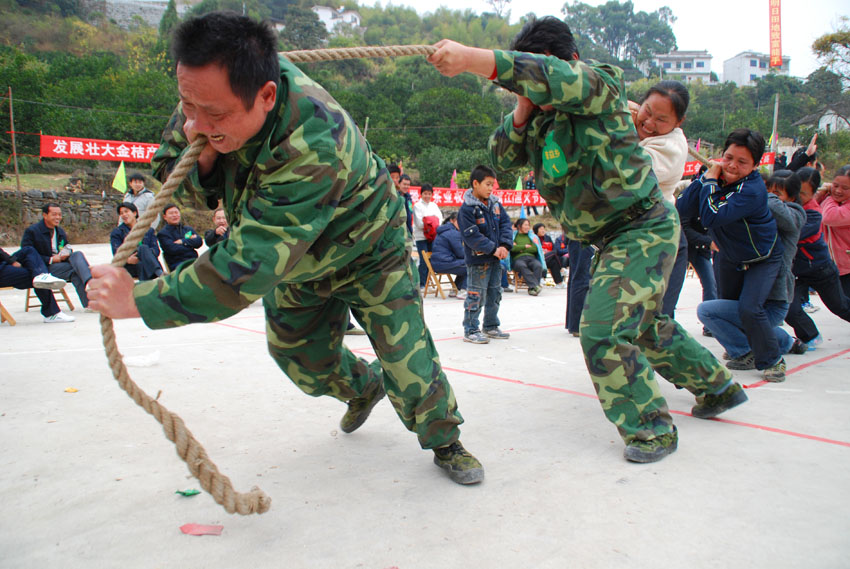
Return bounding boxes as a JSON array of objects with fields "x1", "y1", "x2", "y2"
[
  {"x1": 812, "y1": 16, "x2": 850, "y2": 84},
  {"x1": 278, "y1": 5, "x2": 328, "y2": 50},
  {"x1": 562, "y1": 1, "x2": 676, "y2": 68}
]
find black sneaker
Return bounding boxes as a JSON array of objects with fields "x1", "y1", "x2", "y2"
[
  {"x1": 433, "y1": 441, "x2": 484, "y2": 484},
  {"x1": 726, "y1": 352, "x2": 755, "y2": 370},
  {"x1": 623, "y1": 427, "x2": 678, "y2": 463},
  {"x1": 691, "y1": 383, "x2": 748, "y2": 419},
  {"x1": 340, "y1": 381, "x2": 386, "y2": 433},
  {"x1": 789, "y1": 338, "x2": 807, "y2": 355}
]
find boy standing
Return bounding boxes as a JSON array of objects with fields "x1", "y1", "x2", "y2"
[{"x1": 458, "y1": 165, "x2": 513, "y2": 344}]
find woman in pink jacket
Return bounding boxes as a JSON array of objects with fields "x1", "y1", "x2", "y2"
[{"x1": 821, "y1": 165, "x2": 850, "y2": 296}]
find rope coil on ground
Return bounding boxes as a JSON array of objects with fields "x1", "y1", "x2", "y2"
[
  {"x1": 103, "y1": 137, "x2": 271, "y2": 515},
  {"x1": 102, "y1": 45, "x2": 439, "y2": 516}
]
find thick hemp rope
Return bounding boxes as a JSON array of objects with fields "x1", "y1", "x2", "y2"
[
  {"x1": 103, "y1": 137, "x2": 271, "y2": 515},
  {"x1": 101, "y1": 45, "x2": 441, "y2": 516}
]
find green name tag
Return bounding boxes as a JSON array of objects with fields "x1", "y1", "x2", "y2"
[{"x1": 542, "y1": 132, "x2": 567, "y2": 178}]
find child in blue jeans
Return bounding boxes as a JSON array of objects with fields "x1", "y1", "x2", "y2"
[{"x1": 458, "y1": 165, "x2": 513, "y2": 344}]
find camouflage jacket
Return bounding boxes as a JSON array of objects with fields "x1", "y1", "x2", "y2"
[
  {"x1": 139, "y1": 56, "x2": 405, "y2": 328},
  {"x1": 488, "y1": 51, "x2": 661, "y2": 245}
]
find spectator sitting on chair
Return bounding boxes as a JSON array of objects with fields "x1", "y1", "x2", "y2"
[
  {"x1": 110, "y1": 203, "x2": 164, "y2": 281},
  {"x1": 123, "y1": 173, "x2": 157, "y2": 225},
  {"x1": 157, "y1": 203, "x2": 202, "y2": 272},
  {"x1": 204, "y1": 208, "x2": 230, "y2": 247},
  {"x1": 413, "y1": 183, "x2": 443, "y2": 293},
  {"x1": 510, "y1": 218, "x2": 545, "y2": 296},
  {"x1": 21, "y1": 203, "x2": 92, "y2": 309},
  {"x1": 0, "y1": 246, "x2": 73, "y2": 323},
  {"x1": 430, "y1": 213, "x2": 467, "y2": 299},
  {"x1": 534, "y1": 223, "x2": 566, "y2": 288}
]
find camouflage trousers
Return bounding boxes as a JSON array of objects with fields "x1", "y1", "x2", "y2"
[
  {"x1": 263, "y1": 250, "x2": 463, "y2": 450},
  {"x1": 579, "y1": 200, "x2": 732, "y2": 444}
]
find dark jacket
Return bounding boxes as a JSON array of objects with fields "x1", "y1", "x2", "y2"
[
  {"x1": 677, "y1": 171, "x2": 780, "y2": 265},
  {"x1": 204, "y1": 228, "x2": 230, "y2": 247},
  {"x1": 458, "y1": 189, "x2": 513, "y2": 265},
  {"x1": 111, "y1": 223, "x2": 160, "y2": 257},
  {"x1": 793, "y1": 201, "x2": 833, "y2": 274},
  {"x1": 430, "y1": 223, "x2": 465, "y2": 272},
  {"x1": 553, "y1": 235, "x2": 569, "y2": 259},
  {"x1": 681, "y1": 214, "x2": 713, "y2": 260},
  {"x1": 767, "y1": 194, "x2": 805, "y2": 303},
  {"x1": 21, "y1": 219, "x2": 70, "y2": 265},
  {"x1": 157, "y1": 223, "x2": 202, "y2": 271}
]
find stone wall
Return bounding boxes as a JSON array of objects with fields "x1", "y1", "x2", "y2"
[{"x1": 3, "y1": 190, "x2": 122, "y2": 227}]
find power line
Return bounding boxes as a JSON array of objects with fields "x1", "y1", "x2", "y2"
[{"x1": 0, "y1": 96, "x2": 171, "y2": 119}]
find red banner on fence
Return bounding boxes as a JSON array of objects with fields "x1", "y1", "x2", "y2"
[
  {"x1": 682, "y1": 152, "x2": 775, "y2": 178},
  {"x1": 409, "y1": 187, "x2": 545, "y2": 207},
  {"x1": 40, "y1": 134, "x2": 160, "y2": 163}
]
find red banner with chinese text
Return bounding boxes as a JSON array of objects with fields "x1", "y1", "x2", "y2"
[
  {"x1": 40, "y1": 134, "x2": 160, "y2": 163},
  {"x1": 769, "y1": 0, "x2": 782, "y2": 67},
  {"x1": 408, "y1": 187, "x2": 545, "y2": 207}
]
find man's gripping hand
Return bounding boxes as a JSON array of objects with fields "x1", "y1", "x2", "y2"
[
  {"x1": 428, "y1": 39, "x2": 496, "y2": 78},
  {"x1": 87, "y1": 265, "x2": 141, "y2": 319}
]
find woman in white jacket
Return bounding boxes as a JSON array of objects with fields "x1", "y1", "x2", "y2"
[
  {"x1": 629, "y1": 80, "x2": 691, "y2": 317},
  {"x1": 413, "y1": 183, "x2": 443, "y2": 291}
]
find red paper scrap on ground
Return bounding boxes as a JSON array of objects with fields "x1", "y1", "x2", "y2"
[{"x1": 180, "y1": 523, "x2": 223, "y2": 536}]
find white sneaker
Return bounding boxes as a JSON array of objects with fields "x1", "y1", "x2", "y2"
[
  {"x1": 456, "y1": 290, "x2": 468, "y2": 300},
  {"x1": 560, "y1": 267, "x2": 568, "y2": 278},
  {"x1": 555, "y1": 281, "x2": 567, "y2": 289},
  {"x1": 33, "y1": 273, "x2": 67, "y2": 291},
  {"x1": 44, "y1": 311, "x2": 75, "y2": 323}
]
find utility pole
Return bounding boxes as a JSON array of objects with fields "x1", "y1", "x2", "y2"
[
  {"x1": 771, "y1": 93, "x2": 780, "y2": 167},
  {"x1": 363, "y1": 116, "x2": 369, "y2": 138},
  {"x1": 8, "y1": 86, "x2": 22, "y2": 194}
]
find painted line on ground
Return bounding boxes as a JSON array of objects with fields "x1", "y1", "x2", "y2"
[
  {"x1": 441, "y1": 365, "x2": 850, "y2": 449},
  {"x1": 744, "y1": 347, "x2": 850, "y2": 389}
]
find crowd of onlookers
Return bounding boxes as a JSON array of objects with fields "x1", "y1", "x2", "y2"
[{"x1": 2, "y1": 80, "x2": 848, "y2": 388}]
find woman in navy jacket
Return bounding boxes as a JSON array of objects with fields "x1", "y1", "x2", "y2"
[
  {"x1": 430, "y1": 213, "x2": 467, "y2": 296},
  {"x1": 678, "y1": 129, "x2": 786, "y2": 376}
]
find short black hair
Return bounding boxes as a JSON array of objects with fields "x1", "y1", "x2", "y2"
[
  {"x1": 642, "y1": 80, "x2": 690, "y2": 121},
  {"x1": 442, "y1": 212, "x2": 458, "y2": 225},
  {"x1": 399, "y1": 174, "x2": 411, "y2": 182},
  {"x1": 387, "y1": 164, "x2": 401, "y2": 176},
  {"x1": 513, "y1": 217, "x2": 530, "y2": 229},
  {"x1": 172, "y1": 11, "x2": 279, "y2": 110},
  {"x1": 766, "y1": 170, "x2": 802, "y2": 205},
  {"x1": 421, "y1": 183, "x2": 434, "y2": 193},
  {"x1": 533, "y1": 222, "x2": 546, "y2": 235},
  {"x1": 723, "y1": 128, "x2": 765, "y2": 166},
  {"x1": 796, "y1": 166, "x2": 821, "y2": 190},
  {"x1": 117, "y1": 202, "x2": 139, "y2": 215},
  {"x1": 510, "y1": 16, "x2": 579, "y2": 61},
  {"x1": 128, "y1": 173, "x2": 145, "y2": 182},
  {"x1": 42, "y1": 203, "x2": 60, "y2": 214},
  {"x1": 470, "y1": 165, "x2": 497, "y2": 185},
  {"x1": 163, "y1": 203, "x2": 179, "y2": 215},
  {"x1": 834, "y1": 165, "x2": 850, "y2": 179}
]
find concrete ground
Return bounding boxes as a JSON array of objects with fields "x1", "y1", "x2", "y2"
[{"x1": 1, "y1": 242, "x2": 849, "y2": 569}]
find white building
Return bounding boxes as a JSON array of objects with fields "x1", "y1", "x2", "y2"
[
  {"x1": 723, "y1": 51, "x2": 790, "y2": 87},
  {"x1": 311, "y1": 6, "x2": 362, "y2": 35},
  {"x1": 652, "y1": 50, "x2": 713, "y2": 83}
]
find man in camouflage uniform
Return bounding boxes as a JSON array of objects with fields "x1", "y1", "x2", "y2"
[
  {"x1": 87, "y1": 11, "x2": 483, "y2": 485},
  {"x1": 429, "y1": 17, "x2": 748, "y2": 462}
]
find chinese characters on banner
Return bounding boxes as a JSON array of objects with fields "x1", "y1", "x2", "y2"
[
  {"x1": 682, "y1": 153, "x2": 775, "y2": 178},
  {"x1": 40, "y1": 134, "x2": 160, "y2": 163},
  {"x1": 408, "y1": 187, "x2": 546, "y2": 207},
  {"x1": 769, "y1": 0, "x2": 782, "y2": 67}
]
